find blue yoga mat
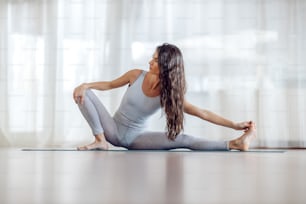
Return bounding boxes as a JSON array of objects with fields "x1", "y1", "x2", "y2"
[{"x1": 21, "y1": 148, "x2": 286, "y2": 153}]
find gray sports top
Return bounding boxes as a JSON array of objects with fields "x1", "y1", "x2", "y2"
[{"x1": 113, "y1": 71, "x2": 161, "y2": 130}]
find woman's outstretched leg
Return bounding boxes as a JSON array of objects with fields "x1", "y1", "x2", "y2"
[
  {"x1": 129, "y1": 124, "x2": 256, "y2": 151},
  {"x1": 129, "y1": 132, "x2": 229, "y2": 151},
  {"x1": 77, "y1": 89, "x2": 120, "y2": 150}
]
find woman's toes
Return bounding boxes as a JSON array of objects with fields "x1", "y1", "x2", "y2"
[{"x1": 77, "y1": 146, "x2": 87, "y2": 151}]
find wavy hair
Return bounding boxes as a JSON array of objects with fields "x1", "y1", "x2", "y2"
[{"x1": 156, "y1": 43, "x2": 186, "y2": 140}]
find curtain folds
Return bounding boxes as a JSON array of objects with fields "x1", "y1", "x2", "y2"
[{"x1": 0, "y1": 0, "x2": 305, "y2": 147}]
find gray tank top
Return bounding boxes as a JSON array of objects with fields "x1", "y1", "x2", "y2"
[{"x1": 113, "y1": 71, "x2": 161, "y2": 129}]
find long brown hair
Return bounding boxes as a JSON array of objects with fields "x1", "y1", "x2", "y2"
[{"x1": 156, "y1": 43, "x2": 186, "y2": 140}]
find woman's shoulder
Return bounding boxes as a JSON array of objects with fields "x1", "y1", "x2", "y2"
[
  {"x1": 128, "y1": 68, "x2": 145, "y2": 75},
  {"x1": 128, "y1": 69, "x2": 145, "y2": 85}
]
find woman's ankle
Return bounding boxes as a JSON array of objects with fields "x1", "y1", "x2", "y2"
[
  {"x1": 229, "y1": 140, "x2": 237, "y2": 150},
  {"x1": 229, "y1": 138, "x2": 248, "y2": 150},
  {"x1": 95, "y1": 134, "x2": 105, "y2": 142}
]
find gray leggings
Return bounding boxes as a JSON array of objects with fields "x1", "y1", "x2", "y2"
[{"x1": 78, "y1": 90, "x2": 229, "y2": 151}]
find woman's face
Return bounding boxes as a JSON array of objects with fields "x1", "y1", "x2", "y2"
[{"x1": 149, "y1": 51, "x2": 160, "y2": 75}]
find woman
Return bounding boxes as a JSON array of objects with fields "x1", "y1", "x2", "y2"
[{"x1": 73, "y1": 43, "x2": 256, "y2": 151}]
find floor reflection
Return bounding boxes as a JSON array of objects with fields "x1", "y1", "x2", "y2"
[{"x1": 1, "y1": 149, "x2": 306, "y2": 204}]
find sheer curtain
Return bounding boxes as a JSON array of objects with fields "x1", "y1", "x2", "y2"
[{"x1": 0, "y1": 0, "x2": 305, "y2": 148}]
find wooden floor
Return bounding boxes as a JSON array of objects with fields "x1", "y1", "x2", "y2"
[{"x1": 0, "y1": 148, "x2": 305, "y2": 204}]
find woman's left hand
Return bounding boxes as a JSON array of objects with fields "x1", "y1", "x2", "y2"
[{"x1": 73, "y1": 83, "x2": 88, "y2": 105}]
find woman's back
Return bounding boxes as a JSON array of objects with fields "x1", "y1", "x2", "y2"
[{"x1": 113, "y1": 70, "x2": 160, "y2": 128}]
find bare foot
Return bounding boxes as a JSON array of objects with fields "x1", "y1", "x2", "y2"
[
  {"x1": 230, "y1": 124, "x2": 257, "y2": 151},
  {"x1": 77, "y1": 140, "x2": 109, "y2": 151}
]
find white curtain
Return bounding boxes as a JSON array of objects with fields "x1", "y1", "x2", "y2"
[{"x1": 0, "y1": 0, "x2": 305, "y2": 148}]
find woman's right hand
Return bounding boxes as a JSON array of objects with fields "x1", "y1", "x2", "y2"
[
  {"x1": 234, "y1": 121, "x2": 256, "y2": 132},
  {"x1": 73, "y1": 83, "x2": 88, "y2": 105}
]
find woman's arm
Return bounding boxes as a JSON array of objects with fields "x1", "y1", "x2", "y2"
[
  {"x1": 73, "y1": 69, "x2": 142, "y2": 104},
  {"x1": 183, "y1": 100, "x2": 252, "y2": 130}
]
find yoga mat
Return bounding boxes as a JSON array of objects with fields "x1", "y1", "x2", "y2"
[{"x1": 21, "y1": 148, "x2": 286, "y2": 153}]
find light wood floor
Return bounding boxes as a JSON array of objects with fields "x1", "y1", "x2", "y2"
[{"x1": 0, "y1": 148, "x2": 305, "y2": 204}]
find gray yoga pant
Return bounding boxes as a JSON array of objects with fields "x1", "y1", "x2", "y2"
[{"x1": 78, "y1": 89, "x2": 229, "y2": 150}]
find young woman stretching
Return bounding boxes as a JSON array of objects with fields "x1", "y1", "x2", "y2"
[{"x1": 73, "y1": 43, "x2": 256, "y2": 151}]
